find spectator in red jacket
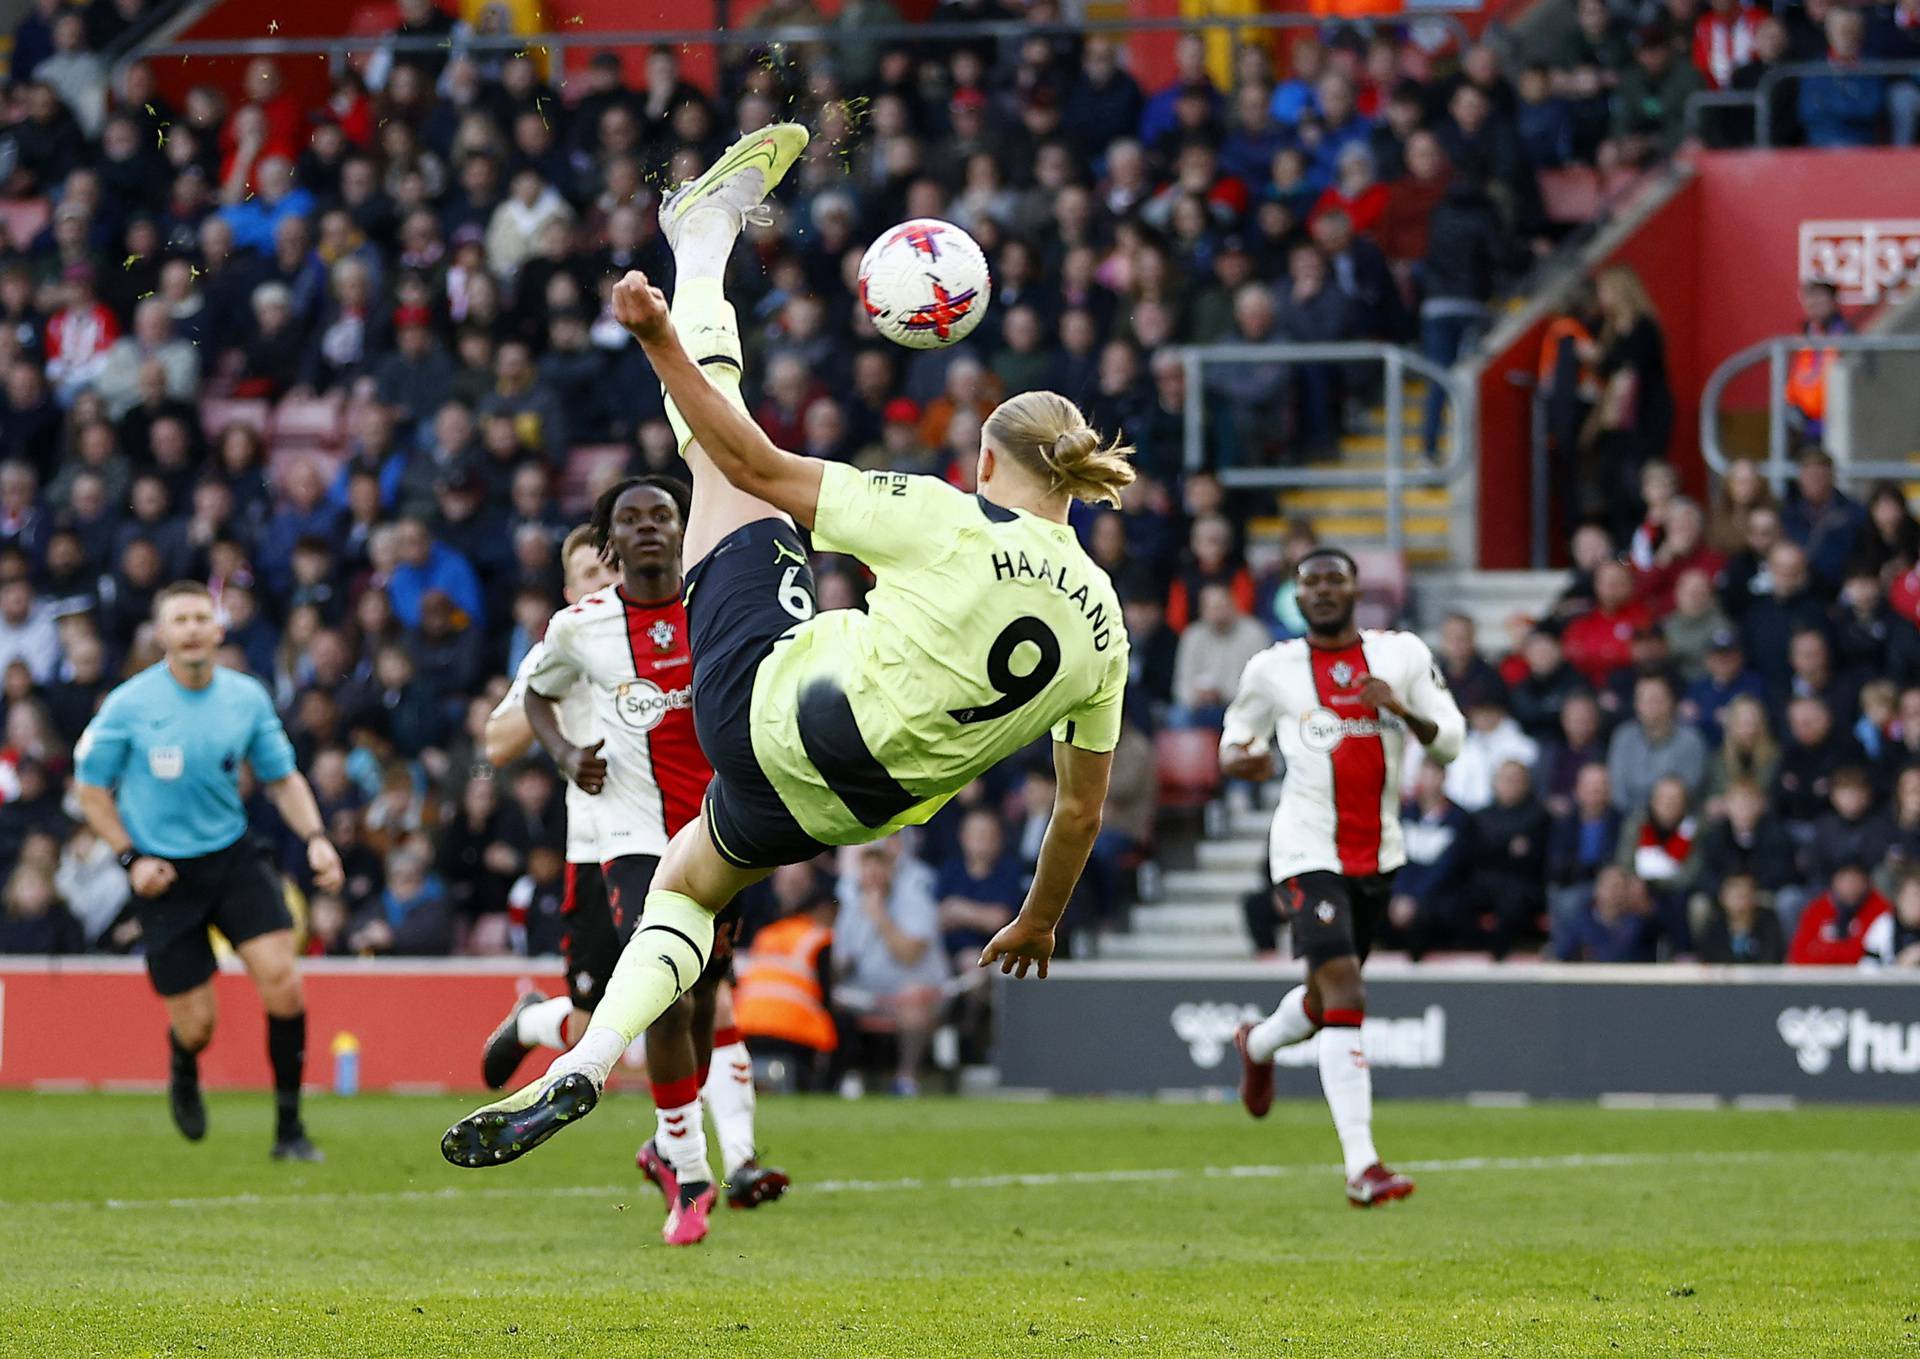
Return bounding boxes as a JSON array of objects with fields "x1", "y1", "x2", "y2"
[
  {"x1": 1635, "y1": 497, "x2": 1726, "y2": 618},
  {"x1": 1694, "y1": 0, "x2": 1769, "y2": 88},
  {"x1": 1787, "y1": 861, "x2": 1891, "y2": 964},
  {"x1": 1563, "y1": 559, "x2": 1651, "y2": 687}
]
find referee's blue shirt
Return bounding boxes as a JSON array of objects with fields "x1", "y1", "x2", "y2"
[{"x1": 74, "y1": 663, "x2": 298, "y2": 860}]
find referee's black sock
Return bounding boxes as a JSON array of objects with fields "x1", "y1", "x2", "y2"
[
  {"x1": 267, "y1": 1012, "x2": 307, "y2": 1141},
  {"x1": 169, "y1": 1029, "x2": 200, "y2": 1085}
]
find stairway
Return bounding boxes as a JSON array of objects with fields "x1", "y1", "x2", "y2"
[
  {"x1": 1099, "y1": 568, "x2": 1576, "y2": 963},
  {"x1": 1097, "y1": 802, "x2": 1270, "y2": 961},
  {"x1": 1407, "y1": 568, "x2": 1569, "y2": 645},
  {"x1": 1246, "y1": 385, "x2": 1460, "y2": 567}
]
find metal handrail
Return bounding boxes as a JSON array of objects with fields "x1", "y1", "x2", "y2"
[
  {"x1": 1683, "y1": 59, "x2": 1920, "y2": 149},
  {"x1": 1177, "y1": 340, "x2": 1472, "y2": 559},
  {"x1": 135, "y1": 11, "x2": 1478, "y2": 62},
  {"x1": 1698, "y1": 332, "x2": 1920, "y2": 489}
]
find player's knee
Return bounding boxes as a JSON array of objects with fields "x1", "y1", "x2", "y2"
[
  {"x1": 172, "y1": 1001, "x2": 216, "y2": 1050},
  {"x1": 257, "y1": 966, "x2": 303, "y2": 1015},
  {"x1": 650, "y1": 993, "x2": 695, "y2": 1037},
  {"x1": 1314, "y1": 960, "x2": 1365, "y2": 1017}
]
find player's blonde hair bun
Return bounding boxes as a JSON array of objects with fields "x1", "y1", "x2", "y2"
[{"x1": 985, "y1": 391, "x2": 1136, "y2": 508}]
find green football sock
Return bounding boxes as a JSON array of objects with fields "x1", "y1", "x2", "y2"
[{"x1": 665, "y1": 277, "x2": 748, "y2": 454}]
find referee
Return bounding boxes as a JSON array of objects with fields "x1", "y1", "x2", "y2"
[{"x1": 74, "y1": 581, "x2": 344, "y2": 1160}]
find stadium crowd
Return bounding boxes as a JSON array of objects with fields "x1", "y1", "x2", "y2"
[{"x1": 0, "y1": 0, "x2": 1915, "y2": 1054}]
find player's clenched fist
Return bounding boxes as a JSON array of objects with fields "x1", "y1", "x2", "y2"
[{"x1": 612, "y1": 271, "x2": 669, "y2": 342}]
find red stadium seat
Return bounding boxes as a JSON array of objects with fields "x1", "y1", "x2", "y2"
[
  {"x1": 272, "y1": 394, "x2": 346, "y2": 448},
  {"x1": 198, "y1": 397, "x2": 271, "y2": 440},
  {"x1": 1347, "y1": 546, "x2": 1408, "y2": 625},
  {"x1": 267, "y1": 442, "x2": 348, "y2": 488},
  {"x1": 0, "y1": 198, "x2": 50, "y2": 252},
  {"x1": 560, "y1": 444, "x2": 632, "y2": 514},
  {"x1": 1537, "y1": 166, "x2": 1601, "y2": 226},
  {"x1": 1155, "y1": 728, "x2": 1222, "y2": 809}
]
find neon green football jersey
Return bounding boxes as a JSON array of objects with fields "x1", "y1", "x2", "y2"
[{"x1": 748, "y1": 461, "x2": 1130, "y2": 847}]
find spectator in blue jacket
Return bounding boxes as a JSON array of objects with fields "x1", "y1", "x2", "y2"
[
  {"x1": 259, "y1": 459, "x2": 344, "y2": 595},
  {"x1": 1139, "y1": 33, "x2": 1220, "y2": 150},
  {"x1": 1781, "y1": 447, "x2": 1866, "y2": 591},
  {"x1": 1798, "y1": 9, "x2": 1887, "y2": 146},
  {"x1": 1554, "y1": 864, "x2": 1658, "y2": 961},
  {"x1": 217, "y1": 153, "x2": 316, "y2": 254},
  {"x1": 1390, "y1": 759, "x2": 1472, "y2": 957},
  {"x1": 1681, "y1": 630, "x2": 1770, "y2": 744},
  {"x1": 387, "y1": 516, "x2": 483, "y2": 631}
]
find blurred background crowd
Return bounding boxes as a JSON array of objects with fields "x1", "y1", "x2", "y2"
[{"x1": 0, "y1": 0, "x2": 1915, "y2": 1090}]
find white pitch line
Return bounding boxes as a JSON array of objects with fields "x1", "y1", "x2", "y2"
[{"x1": 0, "y1": 1149, "x2": 1802, "y2": 1215}]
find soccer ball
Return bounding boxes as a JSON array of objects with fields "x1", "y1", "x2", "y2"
[{"x1": 857, "y1": 218, "x2": 992, "y2": 350}]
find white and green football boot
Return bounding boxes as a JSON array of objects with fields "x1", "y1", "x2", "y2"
[{"x1": 659, "y1": 122, "x2": 811, "y2": 249}]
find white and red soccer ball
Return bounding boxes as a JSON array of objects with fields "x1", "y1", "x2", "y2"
[{"x1": 857, "y1": 218, "x2": 992, "y2": 350}]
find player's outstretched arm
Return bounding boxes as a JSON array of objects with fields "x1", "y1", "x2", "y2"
[
  {"x1": 980, "y1": 742, "x2": 1114, "y2": 980},
  {"x1": 611, "y1": 270, "x2": 824, "y2": 527}
]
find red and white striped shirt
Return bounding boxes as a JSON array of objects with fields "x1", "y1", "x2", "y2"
[
  {"x1": 527, "y1": 586, "x2": 711, "y2": 860},
  {"x1": 1693, "y1": 8, "x2": 1767, "y2": 89},
  {"x1": 1222, "y1": 630, "x2": 1464, "y2": 881}
]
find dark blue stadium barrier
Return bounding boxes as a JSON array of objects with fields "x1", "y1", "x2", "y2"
[{"x1": 995, "y1": 962, "x2": 1920, "y2": 1103}]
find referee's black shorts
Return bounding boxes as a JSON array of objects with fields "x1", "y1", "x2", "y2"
[
  {"x1": 136, "y1": 838, "x2": 293, "y2": 997},
  {"x1": 683, "y1": 517, "x2": 833, "y2": 873}
]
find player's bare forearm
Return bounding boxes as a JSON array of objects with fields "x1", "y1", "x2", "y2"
[
  {"x1": 264, "y1": 773, "x2": 327, "y2": 841},
  {"x1": 523, "y1": 690, "x2": 577, "y2": 767},
  {"x1": 1019, "y1": 804, "x2": 1102, "y2": 932},
  {"x1": 74, "y1": 782, "x2": 134, "y2": 856},
  {"x1": 1220, "y1": 742, "x2": 1274, "y2": 782},
  {"x1": 1398, "y1": 710, "x2": 1439, "y2": 747},
  {"x1": 613, "y1": 270, "x2": 823, "y2": 523},
  {"x1": 483, "y1": 708, "x2": 534, "y2": 767}
]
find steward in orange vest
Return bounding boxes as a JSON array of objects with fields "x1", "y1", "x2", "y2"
[
  {"x1": 1787, "y1": 279, "x2": 1849, "y2": 440},
  {"x1": 735, "y1": 910, "x2": 836, "y2": 1054}
]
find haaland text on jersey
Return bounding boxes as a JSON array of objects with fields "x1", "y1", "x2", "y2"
[{"x1": 988, "y1": 549, "x2": 1118, "y2": 652}]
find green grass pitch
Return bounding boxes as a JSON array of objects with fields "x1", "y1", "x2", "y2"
[{"x1": 2, "y1": 1090, "x2": 1916, "y2": 1358}]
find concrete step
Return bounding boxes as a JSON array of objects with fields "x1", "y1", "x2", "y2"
[
  {"x1": 1408, "y1": 569, "x2": 1570, "y2": 643},
  {"x1": 1196, "y1": 837, "x2": 1269, "y2": 871},
  {"x1": 1129, "y1": 902, "x2": 1245, "y2": 931},
  {"x1": 1304, "y1": 512, "x2": 1452, "y2": 539},
  {"x1": 1162, "y1": 867, "x2": 1264, "y2": 899},
  {"x1": 1276, "y1": 486, "x2": 1453, "y2": 511},
  {"x1": 1228, "y1": 805, "x2": 1277, "y2": 837},
  {"x1": 1096, "y1": 930, "x2": 1249, "y2": 960},
  {"x1": 1336, "y1": 432, "x2": 1449, "y2": 459}
]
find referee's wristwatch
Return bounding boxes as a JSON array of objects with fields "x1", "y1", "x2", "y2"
[{"x1": 118, "y1": 847, "x2": 143, "y2": 870}]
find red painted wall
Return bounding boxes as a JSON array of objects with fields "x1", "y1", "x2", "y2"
[
  {"x1": 1, "y1": 960, "x2": 581, "y2": 1092},
  {"x1": 1477, "y1": 148, "x2": 1920, "y2": 568}
]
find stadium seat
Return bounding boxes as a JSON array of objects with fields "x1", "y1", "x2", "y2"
[
  {"x1": 271, "y1": 394, "x2": 346, "y2": 449},
  {"x1": 1155, "y1": 728, "x2": 1222, "y2": 809},
  {"x1": 0, "y1": 198, "x2": 50, "y2": 252},
  {"x1": 197, "y1": 397, "x2": 271, "y2": 440},
  {"x1": 267, "y1": 442, "x2": 348, "y2": 487},
  {"x1": 1348, "y1": 546, "x2": 1409, "y2": 623},
  {"x1": 1537, "y1": 167, "x2": 1602, "y2": 226},
  {"x1": 560, "y1": 444, "x2": 632, "y2": 514}
]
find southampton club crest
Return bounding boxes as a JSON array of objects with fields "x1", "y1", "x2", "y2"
[
  {"x1": 648, "y1": 618, "x2": 676, "y2": 653},
  {"x1": 1330, "y1": 660, "x2": 1357, "y2": 688}
]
